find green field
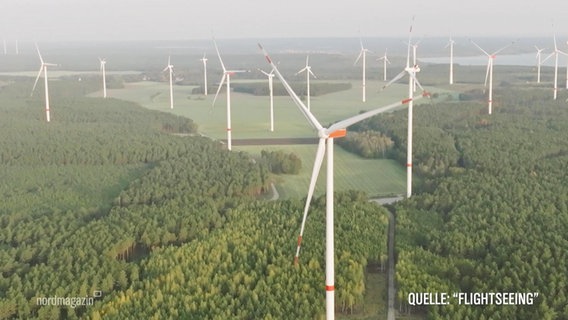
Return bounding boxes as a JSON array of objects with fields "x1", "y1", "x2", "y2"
[
  {"x1": 236, "y1": 144, "x2": 406, "y2": 199},
  {"x1": 105, "y1": 78, "x2": 442, "y2": 198},
  {"x1": 103, "y1": 79, "x2": 429, "y2": 140}
]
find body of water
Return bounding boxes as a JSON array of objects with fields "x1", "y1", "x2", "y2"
[{"x1": 421, "y1": 52, "x2": 564, "y2": 67}]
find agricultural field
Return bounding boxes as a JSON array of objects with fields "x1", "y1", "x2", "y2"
[
  {"x1": 105, "y1": 77, "x2": 446, "y2": 198},
  {"x1": 235, "y1": 144, "x2": 406, "y2": 199}
]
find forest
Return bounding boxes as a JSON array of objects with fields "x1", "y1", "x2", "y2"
[
  {"x1": 349, "y1": 88, "x2": 568, "y2": 319},
  {"x1": 0, "y1": 77, "x2": 388, "y2": 319}
]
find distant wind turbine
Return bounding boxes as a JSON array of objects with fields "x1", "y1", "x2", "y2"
[
  {"x1": 99, "y1": 58, "x2": 107, "y2": 98},
  {"x1": 31, "y1": 44, "x2": 57, "y2": 122},
  {"x1": 296, "y1": 55, "x2": 317, "y2": 111},
  {"x1": 354, "y1": 38, "x2": 371, "y2": 102},
  {"x1": 382, "y1": 17, "x2": 430, "y2": 199},
  {"x1": 534, "y1": 46, "x2": 545, "y2": 84},
  {"x1": 259, "y1": 42, "x2": 425, "y2": 320},
  {"x1": 163, "y1": 56, "x2": 174, "y2": 109},
  {"x1": 259, "y1": 68, "x2": 275, "y2": 132},
  {"x1": 446, "y1": 36, "x2": 455, "y2": 85},
  {"x1": 212, "y1": 38, "x2": 248, "y2": 151},
  {"x1": 377, "y1": 49, "x2": 390, "y2": 82},
  {"x1": 200, "y1": 53, "x2": 208, "y2": 95},
  {"x1": 470, "y1": 39, "x2": 514, "y2": 114}
]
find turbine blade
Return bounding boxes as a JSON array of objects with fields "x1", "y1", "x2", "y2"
[
  {"x1": 259, "y1": 68, "x2": 270, "y2": 76},
  {"x1": 542, "y1": 52, "x2": 555, "y2": 63},
  {"x1": 408, "y1": 71, "x2": 425, "y2": 92},
  {"x1": 327, "y1": 94, "x2": 426, "y2": 133},
  {"x1": 381, "y1": 70, "x2": 406, "y2": 90},
  {"x1": 296, "y1": 67, "x2": 307, "y2": 75},
  {"x1": 492, "y1": 41, "x2": 515, "y2": 56},
  {"x1": 354, "y1": 50, "x2": 363, "y2": 65},
  {"x1": 35, "y1": 43, "x2": 44, "y2": 64},
  {"x1": 470, "y1": 39, "x2": 490, "y2": 57},
  {"x1": 212, "y1": 73, "x2": 226, "y2": 107},
  {"x1": 294, "y1": 138, "x2": 326, "y2": 264},
  {"x1": 406, "y1": 16, "x2": 415, "y2": 67},
  {"x1": 31, "y1": 67, "x2": 43, "y2": 96},
  {"x1": 258, "y1": 43, "x2": 323, "y2": 131},
  {"x1": 484, "y1": 60, "x2": 491, "y2": 87},
  {"x1": 213, "y1": 38, "x2": 226, "y2": 72},
  {"x1": 308, "y1": 68, "x2": 317, "y2": 79}
]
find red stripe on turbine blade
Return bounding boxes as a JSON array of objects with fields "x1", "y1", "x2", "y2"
[
  {"x1": 406, "y1": 163, "x2": 412, "y2": 167},
  {"x1": 402, "y1": 98, "x2": 412, "y2": 104},
  {"x1": 227, "y1": 128, "x2": 232, "y2": 131},
  {"x1": 297, "y1": 236, "x2": 302, "y2": 246},
  {"x1": 325, "y1": 285, "x2": 335, "y2": 291}
]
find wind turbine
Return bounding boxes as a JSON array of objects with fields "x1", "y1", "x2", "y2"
[
  {"x1": 296, "y1": 55, "x2": 317, "y2": 111},
  {"x1": 99, "y1": 58, "x2": 107, "y2": 98},
  {"x1": 382, "y1": 17, "x2": 430, "y2": 199},
  {"x1": 409, "y1": 38, "x2": 422, "y2": 91},
  {"x1": 259, "y1": 68, "x2": 275, "y2": 132},
  {"x1": 534, "y1": 46, "x2": 546, "y2": 84},
  {"x1": 354, "y1": 38, "x2": 371, "y2": 102},
  {"x1": 544, "y1": 34, "x2": 568, "y2": 97},
  {"x1": 212, "y1": 38, "x2": 248, "y2": 151},
  {"x1": 31, "y1": 44, "x2": 57, "y2": 122},
  {"x1": 200, "y1": 53, "x2": 208, "y2": 95},
  {"x1": 163, "y1": 56, "x2": 174, "y2": 109},
  {"x1": 446, "y1": 36, "x2": 455, "y2": 85},
  {"x1": 259, "y1": 43, "x2": 426, "y2": 320},
  {"x1": 470, "y1": 39, "x2": 514, "y2": 113},
  {"x1": 377, "y1": 49, "x2": 390, "y2": 82}
]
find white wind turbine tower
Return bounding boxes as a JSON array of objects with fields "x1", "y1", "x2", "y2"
[
  {"x1": 259, "y1": 68, "x2": 275, "y2": 132},
  {"x1": 163, "y1": 56, "x2": 174, "y2": 109},
  {"x1": 470, "y1": 40, "x2": 514, "y2": 114},
  {"x1": 99, "y1": 58, "x2": 107, "y2": 98},
  {"x1": 544, "y1": 34, "x2": 568, "y2": 99},
  {"x1": 212, "y1": 38, "x2": 248, "y2": 151},
  {"x1": 382, "y1": 17, "x2": 430, "y2": 199},
  {"x1": 354, "y1": 38, "x2": 371, "y2": 102},
  {"x1": 259, "y1": 43, "x2": 425, "y2": 320},
  {"x1": 446, "y1": 36, "x2": 455, "y2": 85},
  {"x1": 296, "y1": 55, "x2": 317, "y2": 111},
  {"x1": 200, "y1": 53, "x2": 208, "y2": 95},
  {"x1": 31, "y1": 44, "x2": 57, "y2": 122},
  {"x1": 377, "y1": 49, "x2": 390, "y2": 82},
  {"x1": 534, "y1": 46, "x2": 546, "y2": 84}
]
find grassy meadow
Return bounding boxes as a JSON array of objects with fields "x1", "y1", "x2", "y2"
[{"x1": 105, "y1": 78, "x2": 441, "y2": 198}]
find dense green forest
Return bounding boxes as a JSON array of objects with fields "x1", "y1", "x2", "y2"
[
  {"x1": 0, "y1": 77, "x2": 388, "y2": 319},
  {"x1": 261, "y1": 149, "x2": 302, "y2": 174},
  {"x1": 352, "y1": 88, "x2": 568, "y2": 319}
]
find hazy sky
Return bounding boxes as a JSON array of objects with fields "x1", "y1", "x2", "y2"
[{"x1": 1, "y1": 0, "x2": 567, "y2": 41}]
